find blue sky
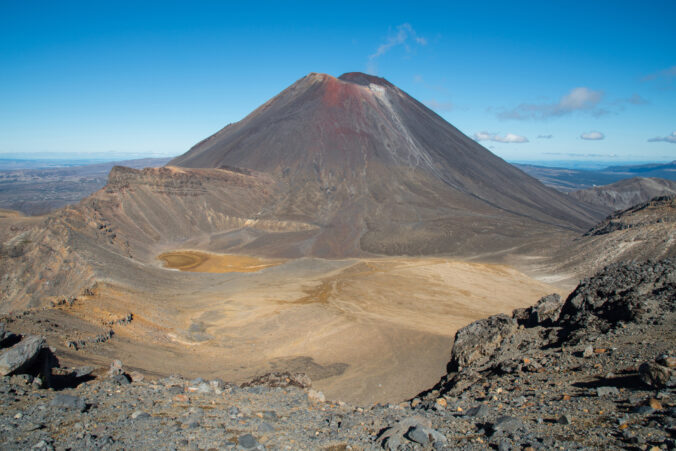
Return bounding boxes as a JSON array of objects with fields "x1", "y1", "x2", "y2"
[{"x1": 0, "y1": 1, "x2": 674, "y2": 163}]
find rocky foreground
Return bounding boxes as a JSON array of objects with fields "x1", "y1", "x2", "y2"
[{"x1": 0, "y1": 260, "x2": 674, "y2": 450}]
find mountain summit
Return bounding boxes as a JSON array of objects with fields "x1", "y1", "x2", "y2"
[{"x1": 170, "y1": 72, "x2": 600, "y2": 256}]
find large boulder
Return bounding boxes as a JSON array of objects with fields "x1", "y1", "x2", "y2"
[
  {"x1": 557, "y1": 260, "x2": 675, "y2": 333},
  {"x1": 639, "y1": 356, "x2": 676, "y2": 389},
  {"x1": 449, "y1": 314, "x2": 517, "y2": 372},
  {"x1": 377, "y1": 416, "x2": 447, "y2": 450},
  {"x1": 512, "y1": 293, "x2": 563, "y2": 327},
  {"x1": 0, "y1": 335, "x2": 45, "y2": 376}
]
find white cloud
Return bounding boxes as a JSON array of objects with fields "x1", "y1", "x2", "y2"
[
  {"x1": 625, "y1": 93, "x2": 649, "y2": 105},
  {"x1": 369, "y1": 23, "x2": 427, "y2": 60},
  {"x1": 559, "y1": 87, "x2": 603, "y2": 111},
  {"x1": 580, "y1": 131, "x2": 605, "y2": 140},
  {"x1": 537, "y1": 134, "x2": 553, "y2": 139},
  {"x1": 641, "y1": 65, "x2": 676, "y2": 82},
  {"x1": 647, "y1": 131, "x2": 676, "y2": 143},
  {"x1": 474, "y1": 131, "x2": 529, "y2": 143},
  {"x1": 498, "y1": 87, "x2": 605, "y2": 120}
]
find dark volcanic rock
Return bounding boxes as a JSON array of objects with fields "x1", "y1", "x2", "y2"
[
  {"x1": 378, "y1": 416, "x2": 446, "y2": 450},
  {"x1": 449, "y1": 314, "x2": 517, "y2": 371},
  {"x1": 512, "y1": 293, "x2": 563, "y2": 327},
  {"x1": 640, "y1": 360, "x2": 676, "y2": 389},
  {"x1": 557, "y1": 259, "x2": 675, "y2": 335},
  {"x1": 241, "y1": 372, "x2": 312, "y2": 389}
]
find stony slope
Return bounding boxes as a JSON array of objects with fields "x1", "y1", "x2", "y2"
[
  {"x1": 0, "y1": 165, "x2": 286, "y2": 310},
  {"x1": 553, "y1": 196, "x2": 676, "y2": 279},
  {"x1": 0, "y1": 259, "x2": 673, "y2": 450},
  {"x1": 570, "y1": 177, "x2": 676, "y2": 211}
]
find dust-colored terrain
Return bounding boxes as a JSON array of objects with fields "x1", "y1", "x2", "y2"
[
  {"x1": 4, "y1": 253, "x2": 557, "y2": 405},
  {"x1": 158, "y1": 251, "x2": 285, "y2": 273}
]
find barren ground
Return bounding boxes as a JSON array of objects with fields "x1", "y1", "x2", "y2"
[{"x1": 16, "y1": 252, "x2": 560, "y2": 405}]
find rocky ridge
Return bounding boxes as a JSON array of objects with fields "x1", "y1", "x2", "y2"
[
  {"x1": 1, "y1": 259, "x2": 674, "y2": 450},
  {"x1": 570, "y1": 177, "x2": 676, "y2": 212},
  {"x1": 550, "y1": 196, "x2": 676, "y2": 280}
]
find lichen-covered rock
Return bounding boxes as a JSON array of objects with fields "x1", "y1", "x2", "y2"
[{"x1": 449, "y1": 314, "x2": 517, "y2": 371}]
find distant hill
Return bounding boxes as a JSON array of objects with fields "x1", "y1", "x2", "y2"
[
  {"x1": 0, "y1": 157, "x2": 171, "y2": 215},
  {"x1": 515, "y1": 161, "x2": 676, "y2": 192},
  {"x1": 570, "y1": 177, "x2": 676, "y2": 211}
]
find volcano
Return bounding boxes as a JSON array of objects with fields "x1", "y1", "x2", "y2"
[
  {"x1": 169, "y1": 72, "x2": 600, "y2": 256},
  {"x1": 0, "y1": 72, "x2": 642, "y2": 405}
]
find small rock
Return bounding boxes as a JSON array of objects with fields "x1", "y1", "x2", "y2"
[
  {"x1": 129, "y1": 371, "x2": 144, "y2": 382},
  {"x1": 196, "y1": 382, "x2": 211, "y2": 393},
  {"x1": 49, "y1": 394, "x2": 87, "y2": 412},
  {"x1": 238, "y1": 433, "x2": 258, "y2": 449},
  {"x1": 596, "y1": 386, "x2": 619, "y2": 397},
  {"x1": 582, "y1": 345, "x2": 594, "y2": 358},
  {"x1": 31, "y1": 440, "x2": 53, "y2": 451},
  {"x1": 407, "y1": 426, "x2": 430, "y2": 446},
  {"x1": 435, "y1": 398, "x2": 447, "y2": 409},
  {"x1": 466, "y1": 404, "x2": 490, "y2": 417},
  {"x1": 490, "y1": 416, "x2": 524, "y2": 436},
  {"x1": 107, "y1": 359, "x2": 124, "y2": 377},
  {"x1": 557, "y1": 414, "x2": 572, "y2": 425},
  {"x1": 73, "y1": 366, "x2": 94, "y2": 378},
  {"x1": 648, "y1": 398, "x2": 662, "y2": 410},
  {"x1": 131, "y1": 410, "x2": 150, "y2": 420},
  {"x1": 308, "y1": 389, "x2": 325, "y2": 403},
  {"x1": 657, "y1": 354, "x2": 676, "y2": 368},
  {"x1": 258, "y1": 422, "x2": 274, "y2": 433},
  {"x1": 632, "y1": 405, "x2": 655, "y2": 415},
  {"x1": 108, "y1": 374, "x2": 130, "y2": 385}
]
